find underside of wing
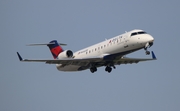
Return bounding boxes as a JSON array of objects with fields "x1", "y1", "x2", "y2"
[
  {"x1": 113, "y1": 57, "x2": 155, "y2": 65},
  {"x1": 113, "y1": 51, "x2": 157, "y2": 65}
]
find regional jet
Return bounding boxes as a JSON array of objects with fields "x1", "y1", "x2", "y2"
[{"x1": 17, "y1": 29, "x2": 156, "y2": 73}]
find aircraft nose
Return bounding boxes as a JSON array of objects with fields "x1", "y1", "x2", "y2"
[
  {"x1": 148, "y1": 35, "x2": 154, "y2": 43},
  {"x1": 147, "y1": 35, "x2": 154, "y2": 47}
]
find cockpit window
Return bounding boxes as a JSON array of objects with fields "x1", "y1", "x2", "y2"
[
  {"x1": 131, "y1": 31, "x2": 147, "y2": 36},
  {"x1": 131, "y1": 32, "x2": 137, "y2": 36},
  {"x1": 138, "y1": 31, "x2": 146, "y2": 34}
]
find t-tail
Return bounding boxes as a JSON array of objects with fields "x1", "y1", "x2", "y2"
[
  {"x1": 26, "y1": 40, "x2": 67, "y2": 59},
  {"x1": 47, "y1": 40, "x2": 63, "y2": 59}
]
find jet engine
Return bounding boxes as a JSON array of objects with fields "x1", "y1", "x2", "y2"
[{"x1": 58, "y1": 50, "x2": 73, "y2": 59}]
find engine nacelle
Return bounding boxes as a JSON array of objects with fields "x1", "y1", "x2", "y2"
[{"x1": 58, "y1": 50, "x2": 73, "y2": 59}]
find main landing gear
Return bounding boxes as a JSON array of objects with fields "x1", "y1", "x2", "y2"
[
  {"x1": 105, "y1": 65, "x2": 116, "y2": 73},
  {"x1": 144, "y1": 42, "x2": 153, "y2": 55},
  {"x1": 90, "y1": 65, "x2": 116, "y2": 73},
  {"x1": 90, "y1": 66, "x2": 97, "y2": 73},
  {"x1": 105, "y1": 66, "x2": 112, "y2": 73}
]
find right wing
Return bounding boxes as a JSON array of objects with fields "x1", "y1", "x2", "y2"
[{"x1": 17, "y1": 52, "x2": 103, "y2": 66}]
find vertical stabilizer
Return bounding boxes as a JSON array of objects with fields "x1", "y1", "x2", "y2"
[{"x1": 47, "y1": 40, "x2": 63, "y2": 59}]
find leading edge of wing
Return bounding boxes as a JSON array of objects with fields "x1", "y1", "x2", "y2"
[
  {"x1": 16, "y1": 52, "x2": 103, "y2": 64},
  {"x1": 121, "y1": 51, "x2": 157, "y2": 61}
]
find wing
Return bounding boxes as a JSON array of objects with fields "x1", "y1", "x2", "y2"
[
  {"x1": 113, "y1": 51, "x2": 157, "y2": 65},
  {"x1": 17, "y1": 51, "x2": 156, "y2": 66},
  {"x1": 17, "y1": 52, "x2": 103, "y2": 66}
]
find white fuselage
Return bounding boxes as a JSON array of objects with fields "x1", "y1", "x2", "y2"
[{"x1": 56, "y1": 29, "x2": 154, "y2": 71}]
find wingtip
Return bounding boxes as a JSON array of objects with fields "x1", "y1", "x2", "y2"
[
  {"x1": 151, "y1": 51, "x2": 157, "y2": 59},
  {"x1": 17, "y1": 52, "x2": 23, "y2": 61}
]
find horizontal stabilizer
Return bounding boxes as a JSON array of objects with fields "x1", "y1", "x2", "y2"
[{"x1": 27, "y1": 43, "x2": 67, "y2": 46}]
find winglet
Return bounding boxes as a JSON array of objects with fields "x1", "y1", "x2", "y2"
[
  {"x1": 17, "y1": 52, "x2": 23, "y2": 61},
  {"x1": 151, "y1": 51, "x2": 157, "y2": 59}
]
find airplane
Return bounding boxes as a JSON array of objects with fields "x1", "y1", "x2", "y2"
[{"x1": 17, "y1": 29, "x2": 157, "y2": 73}]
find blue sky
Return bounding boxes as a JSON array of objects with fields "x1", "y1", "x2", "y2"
[{"x1": 0, "y1": 0, "x2": 180, "y2": 111}]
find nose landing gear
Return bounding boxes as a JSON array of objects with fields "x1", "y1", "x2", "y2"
[
  {"x1": 144, "y1": 42, "x2": 153, "y2": 55},
  {"x1": 145, "y1": 50, "x2": 150, "y2": 55}
]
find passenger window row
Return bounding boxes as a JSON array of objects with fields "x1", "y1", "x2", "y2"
[{"x1": 86, "y1": 38, "x2": 122, "y2": 54}]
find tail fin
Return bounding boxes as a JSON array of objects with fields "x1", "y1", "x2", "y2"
[{"x1": 47, "y1": 40, "x2": 63, "y2": 59}]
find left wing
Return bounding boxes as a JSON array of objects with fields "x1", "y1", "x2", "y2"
[
  {"x1": 113, "y1": 51, "x2": 157, "y2": 65},
  {"x1": 17, "y1": 51, "x2": 156, "y2": 66}
]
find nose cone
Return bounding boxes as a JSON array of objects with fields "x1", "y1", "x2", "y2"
[
  {"x1": 147, "y1": 35, "x2": 154, "y2": 43},
  {"x1": 139, "y1": 34, "x2": 154, "y2": 45},
  {"x1": 146, "y1": 35, "x2": 154, "y2": 47}
]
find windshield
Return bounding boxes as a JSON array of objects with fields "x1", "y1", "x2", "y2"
[{"x1": 131, "y1": 31, "x2": 147, "y2": 36}]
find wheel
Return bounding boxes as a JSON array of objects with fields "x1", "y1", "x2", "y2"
[
  {"x1": 90, "y1": 67, "x2": 97, "y2": 73},
  {"x1": 146, "y1": 51, "x2": 150, "y2": 55},
  {"x1": 105, "y1": 66, "x2": 109, "y2": 71},
  {"x1": 90, "y1": 68, "x2": 94, "y2": 73},
  {"x1": 94, "y1": 67, "x2": 97, "y2": 72},
  {"x1": 108, "y1": 67, "x2": 112, "y2": 73},
  {"x1": 105, "y1": 66, "x2": 112, "y2": 73}
]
